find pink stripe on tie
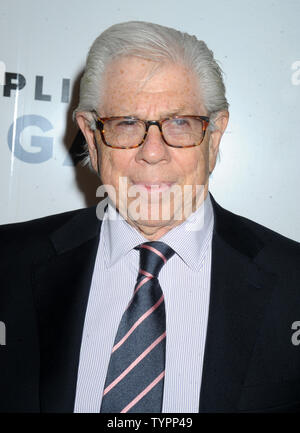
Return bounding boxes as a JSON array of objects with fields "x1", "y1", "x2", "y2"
[
  {"x1": 141, "y1": 244, "x2": 167, "y2": 263},
  {"x1": 127, "y1": 276, "x2": 151, "y2": 308},
  {"x1": 103, "y1": 332, "x2": 166, "y2": 396},
  {"x1": 139, "y1": 269, "x2": 154, "y2": 278},
  {"x1": 112, "y1": 294, "x2": 164, "y2": 353},
  {"x1": 120, "y1": 370, "x2": 165, "y2": 413}
]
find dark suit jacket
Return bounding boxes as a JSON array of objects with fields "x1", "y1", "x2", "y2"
[{"x1": 0, "y1": 195, "x2": 300, "y2": 413}]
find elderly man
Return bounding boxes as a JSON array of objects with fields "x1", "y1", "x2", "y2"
[{"x1": 0, "y1": 21, "x2": 299, "y2": 414}]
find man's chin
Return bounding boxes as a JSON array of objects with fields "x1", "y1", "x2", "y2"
[{"x1": 126, "y1": 213, "x2": 183, "y2": 232}]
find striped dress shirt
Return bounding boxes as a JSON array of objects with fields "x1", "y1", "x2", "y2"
[{"x1": 74, "y1": 194, "x2": 214, "y2": 413}]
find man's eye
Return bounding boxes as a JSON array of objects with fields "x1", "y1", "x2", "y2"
[{"x1": 172, "y1": 118, "x2": 189, "y2": 126}]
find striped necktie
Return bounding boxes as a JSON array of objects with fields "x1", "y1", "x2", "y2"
[{"x1": 100, "y1": 241, "x2": 175, "y2": 413}]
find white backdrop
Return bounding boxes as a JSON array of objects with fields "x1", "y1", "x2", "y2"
[{"x1": 0, "y1": 0, "x2": 299, "y2": 241}]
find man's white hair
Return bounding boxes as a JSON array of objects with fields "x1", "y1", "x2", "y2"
[{"x1": 73, "y1": 21, "x2": 229, "y2": 166}]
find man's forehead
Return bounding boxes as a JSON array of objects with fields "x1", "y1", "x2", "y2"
[
  {"x1": 100, "y1": 57, "x2": 202, "y2": 116},
  {"x1": 105, "y1": 56, "x2": 160, "y2": 79},
  {"x1": 100, "y1": 89, "x2": 201, "y2": 117},
  {"x1": 103, "y1": 56, "x2": 198, "y2": 92}
]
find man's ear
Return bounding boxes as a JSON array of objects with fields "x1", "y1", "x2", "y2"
[
  {"x1": 76, "y1": 112, "x2": 99, "y2": 172},
  {"x1": 208, "y1": 111, "x2": 229, "y2": 173}
]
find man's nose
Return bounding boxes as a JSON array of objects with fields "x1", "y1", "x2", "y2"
[{"x1": 136, "y1": 124, "x2": 170, "y2": 164}]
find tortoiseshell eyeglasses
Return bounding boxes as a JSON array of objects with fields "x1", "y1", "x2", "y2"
[{"x1": 92, "y1": 111, "x2": 210, "y2": 149}]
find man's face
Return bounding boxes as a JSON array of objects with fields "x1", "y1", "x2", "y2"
[{"x1": 78, "y1": 56, "x2": 228, "y2": 240}]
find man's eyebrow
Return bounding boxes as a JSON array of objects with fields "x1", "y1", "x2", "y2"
[
  {"x1": 159, "y1": 109, "x2": 188, "y2": 118},
  {"x1": 110, "y1": 107, "x2": 189, "y2": 119}
]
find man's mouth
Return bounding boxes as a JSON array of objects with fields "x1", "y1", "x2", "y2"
[{"x1": 132, "y1": 182, "x2": 174, "y2": 192}]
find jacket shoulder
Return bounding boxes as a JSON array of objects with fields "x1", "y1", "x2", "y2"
[
  {"x1": 243, "y1": 214, "x2": 300, "y2": 275},
  {"x1": 211, "y1": 195, "x2": 300, "y2": 267},
  {"x1": 225, "y1": 206, "x2": 299, "y2": 247},
  {"x1": 0, "y1": 208, "x2": 92, "y2": 262}
]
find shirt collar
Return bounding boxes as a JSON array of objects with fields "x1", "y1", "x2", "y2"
[
  {"x1": 159, "y1": 193, "x2": 214, "y2": 271},
  {"x1": 103, "y1": 193, "x2": 214, "y2": 271},
  {"x1": 103, "y1": 203, "x2": 147, "y2": 268}
]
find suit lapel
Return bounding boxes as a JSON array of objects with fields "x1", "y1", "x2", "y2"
[
  {"x1": 199, "y1": 196, "x2": 278, "y2": 412},
  {"x1": 32, "y1": 207, "x2": 101, "y2": 412}
]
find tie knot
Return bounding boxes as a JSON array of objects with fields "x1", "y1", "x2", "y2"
[{"x1": 136, "y1": 241, "x2": 175, "y2": 278}]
